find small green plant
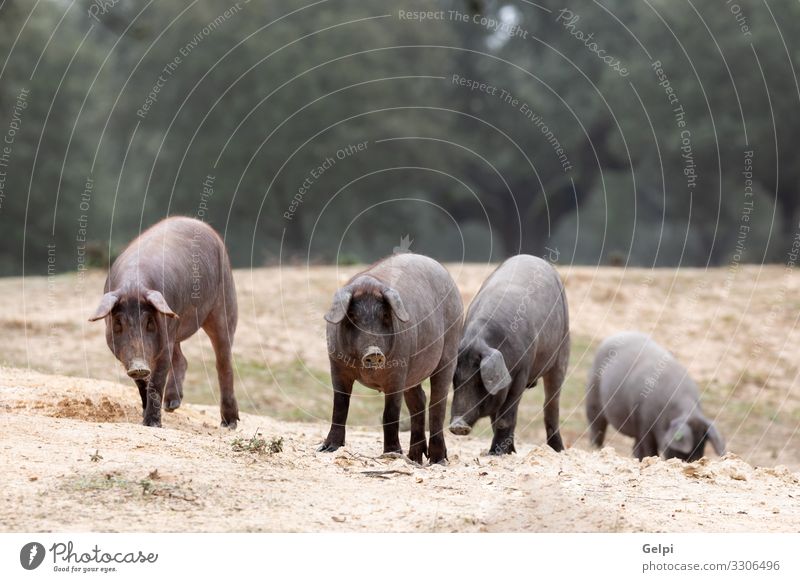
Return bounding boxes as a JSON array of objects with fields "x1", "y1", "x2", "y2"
[
  {"x1": 139, "y1": 478, "x2": 154, "y2": 495},
  {"x1": 72, "y1": 473, "x2": 134, "y2": 492},
  {"x1": 231, "y1": 430, "x2": 283, "y2": 455}
]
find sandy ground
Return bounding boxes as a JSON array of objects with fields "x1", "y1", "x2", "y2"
[{"x1": 2, "y1": 366, "x2": 799, "y2": 533}]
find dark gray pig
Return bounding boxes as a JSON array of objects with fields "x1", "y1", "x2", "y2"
[
  {"x1": 586, "y1": 331, "x2": 725, "y2": 461},
  {"x1": 89, "y1": 216, "x2": 239, "y2": 429},
  {"x1": 319, "y1": 253, "x2": 463, "y2": 464},
  {"x1": 449, "y1": 255, "x2": 569, "y2": 454}
]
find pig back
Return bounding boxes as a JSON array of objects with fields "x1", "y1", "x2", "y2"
[
  {"x1": 109, "y1": 217, "x2": 230, "y2": 323},
  {"x1": 468, "y1": 255, "x2": 569, "y2": 376},
  {"x1": 595, "y1": 332, "x2": 696, "y2": 436}
]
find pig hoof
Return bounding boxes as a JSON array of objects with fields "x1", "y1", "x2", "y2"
[
  {"x1": 164, "y1": 399, "x2": 181, "y2": 412},
  {"x1": 547, "y1": 434, "x2": 564, "y2": 452},
  {"x1": 220, "y1": 419, "x2": 238, "y2": 430},
  {"x1": 488, "y1": 442, "x2": 515, "y2": 454},
  {"x1": 142, "y1": 418, "x2": 162, "y2": 428},
  {"x1": 428, "y1": 455, "x2": 448, "y2": 466},
  {"x1": 488, "y1": 445, "x2": 515, "y2": 455},
  {"x1": 408, "y1": 444, "x2": 427, "y2": 465},
  {"x1": 428, "y1": 445, "x2": 448, "y2": 465},
  {"x1": 317, "y1": 442, "x2": 342, "y2": 453}
]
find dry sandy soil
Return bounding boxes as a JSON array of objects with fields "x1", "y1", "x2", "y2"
[
  {"x1": 1, "y1": 264, "x2": 800, "y2": 531},
  {"x1": 1, "y1": 366, "x2": 799, "y2": 532}
]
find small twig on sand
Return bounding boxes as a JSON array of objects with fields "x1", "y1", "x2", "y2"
[
  {"x1": 377, "y1": 453, "x2": 423, "y2": 468},
  {"x1": 343, "y1": 450, "x2": 371, "y2": 466},
  {"x1": 360, "y1": 469, "x2": 414, "y2": 479}
]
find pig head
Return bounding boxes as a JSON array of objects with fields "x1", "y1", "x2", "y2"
[
  {"x1": 324, "y1": 275, "x2": 409, "y2": 369},
  {"x1": 663, "y1": 415, "x2": 726, "y2": 461},
  {"x1": 449, "y1": 339, "x2": 512, "y2": 434},
  {"x1": 89, "y1": 287, "x2": 178, "y2": 381}
]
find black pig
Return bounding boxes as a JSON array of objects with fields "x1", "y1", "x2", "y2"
[
  {"x1": 586, "y1": 332, "x2": 725, "y2": 461},
  {"x1": 319, "y1": 253, "x2": 464, "y2": 464},
  {"x1": 449, "y1": 255, "x2": 569, "y2": 454}
]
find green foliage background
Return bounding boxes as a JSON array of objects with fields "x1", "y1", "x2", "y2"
[{"x1": 0, "y1": 0, "x2": 796, "y2": 275}]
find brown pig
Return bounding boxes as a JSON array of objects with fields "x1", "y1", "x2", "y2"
[{"x1": 89, "y1": 216, "x2": 239, "y2": 428}]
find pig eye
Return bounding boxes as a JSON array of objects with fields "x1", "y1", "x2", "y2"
[
  {"x1": 112, "y1": 317, "x2": 123, "y2": 334},
  {"x1": 146, "y1": 316, "x2": 156, "y2": 332}
]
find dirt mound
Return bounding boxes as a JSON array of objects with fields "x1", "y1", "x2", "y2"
[
  {"x1": 52, "y1": 395, "x2": 133, "y2": 423},
  {"x1": 0, "y1": 367, "x2": 140, "y2": 423},
  {"x1": 2, "y1": 366, "x2": 800, "y2": 532}
]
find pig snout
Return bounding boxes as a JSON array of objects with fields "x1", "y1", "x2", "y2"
[
  {"x1": 361, "y1": 346, "x2": 386, "y2": 368},
  {"x1": 449, "y1": 417, "x2": 472, "y2": 436},
  {"x1": 126, "y1": 359, "x2": 151, "y2": 380}
]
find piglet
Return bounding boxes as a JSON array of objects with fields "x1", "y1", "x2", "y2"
[{"x1": 586, "y1": 331, "x2": 725, "y2": 460}]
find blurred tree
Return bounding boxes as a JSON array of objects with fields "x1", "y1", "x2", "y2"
[{"x1": 0, "y1": 0, "x2": 799, "y2": 274}]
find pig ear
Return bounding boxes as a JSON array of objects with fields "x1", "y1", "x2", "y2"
[
  {"x1": 383, "y1": 287, "x2": 410, "y2": 322},
  {"x1": 480, "y1": 348, "x2": 512, "y2": 395},
  {"x1": 145, "y1": 290, "x2": 178, "y2": 319},
  {"x1": 665, "y1": 418, "x2": 694, "y2": 455},
  {"x1": 704, "y1": 420, "x2": 726, "y2": 456},
  {"x1": 89, "y1": 292, "x2": 119, "y2": 321},
  {"x1": 324, "y1": 288, "x2": 353, "y2": 324}
]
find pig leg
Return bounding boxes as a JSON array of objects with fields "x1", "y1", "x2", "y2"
[
  {"x1": 489, "y1": 378, "x2": 525, "y2": 454},
  {"x1": 163, "y1": 343, "x2": 187, "y2": 412},
  {"x1": 319, "y1": 371, "x2": 354, "y2": 452},
  {"x1": 633, "y1": 431, "x2": 658, "y2": 460},
  {"x1": 135, "y1": 380, "x2": 147, "y2": 410},
  {"x1": 142, "y1": 359, "x2": 169, "y2": 427},
  {"x1": 589, "y1": 411, "x2": 608, "y2": 449},
  {"x1": 403, "y1": 385, "x2": 427, "y2": 463},
  {"x1": 489, "y1": 406, "x2": 519, "y2": 454},
  {"x1": 203, "y1": 310, "x2": 239, "y2": 429},
  {"x1": 542, "y1": 367, "x2": 565, "y2": 452},
  {"x1": 586, "y1": 373, "x2": 607, "y2": 448},
  {"x1": 382, "y1": 390, "x2": 404, "y2": 455},
  {"x1": 428, "y1": 364, "x2": 454, "y2": 464}
]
